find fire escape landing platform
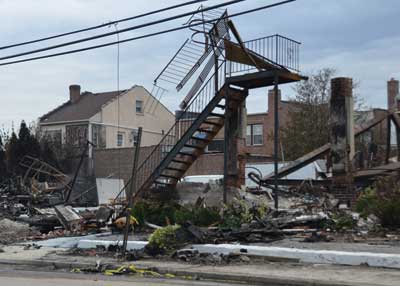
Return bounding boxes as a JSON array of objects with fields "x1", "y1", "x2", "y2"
[
  {"x1": 226, "y1": 69, "x2": 306, "y2": 89},
  {"x1": 224, "y1": 38, "x2": 306, "y2": 89}
]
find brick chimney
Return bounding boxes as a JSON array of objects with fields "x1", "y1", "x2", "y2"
[
  {"x1": 69, "y1": 84, "x2": 81, "y2": 103},
  {"x1": 387, "y1": 78, "x2": 399, "y2": 111},
  {"x1": 268, "y1": 88, "x2": 281, "y2": 113}
]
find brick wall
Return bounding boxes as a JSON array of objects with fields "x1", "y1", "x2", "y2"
[
  {"x1": 186, "y1": 153, "x2": 224, "y2": 176},
  {"x1": 93, "y1": 147, "x2": 274, "y2": 182},
  {"x1": 246, "y1": 89, "x2": 291, "y2": 158},
  {"x1": 94, "y1": 148, "x2": 228, "y2": 180},
  {"x1": 210, "y1": 89, "x2": 292, "y2": 159},
  {"x1": 93, "y1": 146, "x2": 154, "y2": 185}
]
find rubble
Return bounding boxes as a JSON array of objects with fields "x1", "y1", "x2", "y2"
[
  {"x1": 172, "y1": 248, "x2": 251, "y2": 265},
  {"x1": 0, "y1": 218, "x2": 39, "y2": 245},
  {"x1": 54, "y1": 205, "x2": 83, "y2": 232},
  {"x1": 0, "y1": 154, "x2": 396, "y2": 268}
]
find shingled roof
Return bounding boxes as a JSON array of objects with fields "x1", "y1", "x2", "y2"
[{"x1": 40, "y1": 89, "x2": 128, "y2": 124}]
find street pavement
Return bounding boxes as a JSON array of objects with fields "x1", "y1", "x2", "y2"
[{"x1": 0, "y1": 267, "x2": 245, "y2": 286}]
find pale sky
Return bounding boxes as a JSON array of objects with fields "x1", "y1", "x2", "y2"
[{"x1": 0, "y1": 0, "x2": 399, "y2": 132}]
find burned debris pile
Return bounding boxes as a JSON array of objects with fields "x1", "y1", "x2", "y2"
[
  {"x1": 1, "y1": 152, "x2": 399, "y2": 266},
  {"x1": 0, "y1": 156, "x2": 103, "y2": 243}
]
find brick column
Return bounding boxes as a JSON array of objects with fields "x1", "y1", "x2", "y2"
[
  {"x1": 224, "y1": 88, "x2": 248, "y2": 190},
  {"x1": 388, "y1": 78, "x2": 399, "y2": 111},
  {"x1": 237, "y1": 100, "x2": 247, "y2": 186},
  {"x1": 388, "y1": 79, "x2": 400, "y2": 161},
  {"x1": 330, "y1": 77, "x2": 356, "y2": 205}
]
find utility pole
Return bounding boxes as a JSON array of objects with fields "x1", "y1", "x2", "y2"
[{"x1": 121, "y1": 127, "x2": 143, "y2": 257}]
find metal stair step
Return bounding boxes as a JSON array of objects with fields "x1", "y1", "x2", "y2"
[
  {"x1": 172, "y1": 158, "x2": 192, "y2": 165},
  {"x1": 184, "y1": 143, "x2": 203, "y2": 149},
  {"x1": 197, "y1": 128, "x2": 216, "y2": 133},
  {"x1": 178, "y1": 151, "x2": 197, "y2": 158},
  {"x1": 209, "y1": 113, "x2": 225, "y2": 118},
  {"x1": 166, "y1": 166, "x2": 187, "y2": 172},
  {"x1": 159, "y1": 174, "x2": 180, "y2": 180},
  {"x1": 203, "y1": 120, "x2": 223, "y2": 127},
  {"x1": 154, "y1": 180, "x2": 172, "y2": 186},
  {"x1": 191, "y1": 136, "x2": 211, "y2": 142}
]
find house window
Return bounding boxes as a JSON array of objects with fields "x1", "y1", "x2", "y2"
[
  {"x1": 44, "y1": 130, "x2": 62, "y2": 146},
  {"x1": 92, "y1": 127, "x2": 99, "y2": 147},
  {"x1": 130, "y1": 129, "x2": 139, "y2": 146},
  {"x1": 66, "y1": 124, "x2": 88, "y2": 147},
  {"x1": 136, "y1": 100, "x2": 143, "y2": 113},
  {"x1": 91, "y1": 124, "x2": 106, "y2": 148},
  {"x1": 246, "y1": 124, "x2": 263, "y2": 146},
  {"x1": 207, "y1": 139, "x2": 224, "y2": 153},
  {"x1": 117, "y1": 132, "x2": 124, "y2": 147}
]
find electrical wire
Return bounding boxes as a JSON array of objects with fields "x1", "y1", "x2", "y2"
[
  {"x1": 0, "y1": 0, "x2": 248, "y2": 61},
  {"x1": 0, "y1": 0, "x2": 208, "y2": 51},
  {"x1": 0, "y1": 0, "x2": 296, "y2": 67}
]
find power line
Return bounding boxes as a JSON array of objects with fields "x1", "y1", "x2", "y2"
[
  {"x1": 0, "y1": 0, "x2": 296, "y2": 67},
  {"x1": 0, "y1": 0, "x2": 208, "y2": 51},
  {"x1": 0, "y1": 0, "x2": 247, "y2": 62}
]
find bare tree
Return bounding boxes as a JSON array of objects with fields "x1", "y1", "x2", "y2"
[{"x1": 280, "y1": 68, "x2": 334, "y2": 160}]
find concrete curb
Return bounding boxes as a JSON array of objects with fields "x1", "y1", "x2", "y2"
[
  {"x1": 193, "y1": 244, "x2": 400, "y2": 269},
  {"x1": 0, "y1": 258, "x2": 378, "y2": 286}
]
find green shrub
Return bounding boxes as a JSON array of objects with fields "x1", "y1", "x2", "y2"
[
  {"x1": 146, "y1": 225, "x2": 181, "y2": 255},
  {"x1": 132, "y1": 198, "x2": 267, "y2": 230},
  {"x1": 175, "y1": 205, "x2": 220, "y2": 227},
  {"x1": 356, "y1": 177, "x2": 400, "y2": 229},
  {"x1": 131, "y1": 201, "x2": 177, "y2": 226},
  {"x1": 220, "y1": 198, "x2": 253, "y2": 229},
  {"x1": 333, "y1": 212, "x2": 356, "y2": 231},
  {"x1": 132, "y1": 200, "x2": 221, "y2": 227},
  {"x1": 193, "y1": 206, "x2": 220, "y2": 226},
  {"x1": 174, "y1": 207, "x2": 193, "y2": 225},
  {"x1": 131, "y1": 201, "x2": 147, "y2": 225},
  {"x1": 355, "y1": 187, "x2": 379, "y2": 218}
]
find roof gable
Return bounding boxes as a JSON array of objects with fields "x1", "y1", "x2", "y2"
[{"x1": 40, "y1": 89, "x2": 128, "y2": 124}]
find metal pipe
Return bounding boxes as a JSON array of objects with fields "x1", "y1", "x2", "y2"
[{"x1": 273, "y1": 74, "x2": 279, "y2": 210}]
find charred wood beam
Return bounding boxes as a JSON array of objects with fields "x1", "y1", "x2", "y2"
[{"x1": 261, "y1": 110, "x2": 394, "y2": 181}]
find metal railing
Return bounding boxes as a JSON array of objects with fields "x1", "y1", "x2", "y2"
[
  {"x1": 130, "y1": 60, "x2": 227, "y2": 196},
  {"x1": 229, "y1": 34, "x2": 301, "y2": 74},
  {"x1": 154, "y1": 8, "x2": 229, "y2": 92}
]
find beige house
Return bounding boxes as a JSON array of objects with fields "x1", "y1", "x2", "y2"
[{"x1": 39, "y1": 84, "x2": 175, "y2": 161}]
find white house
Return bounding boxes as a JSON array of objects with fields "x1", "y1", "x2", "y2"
[{"x1": 39, "y1": 84, "x2": 175, "y2": 161}]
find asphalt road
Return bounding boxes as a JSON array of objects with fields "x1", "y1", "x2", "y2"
[{"x1": 0, "y1": 268, "x2": 247, "y2": 286}]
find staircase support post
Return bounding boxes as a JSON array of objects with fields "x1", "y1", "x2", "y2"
[{"x1": 224, "y1": 87, "x2": 248, "y2": 203}]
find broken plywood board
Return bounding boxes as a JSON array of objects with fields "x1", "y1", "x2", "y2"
[{"x1": 224, "y1": 39, "x2": 278, "y2": 71}]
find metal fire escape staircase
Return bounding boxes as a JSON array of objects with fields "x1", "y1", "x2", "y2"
[{"x1": 128, "y1": 9, "x2": 304, "y2": 199}]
